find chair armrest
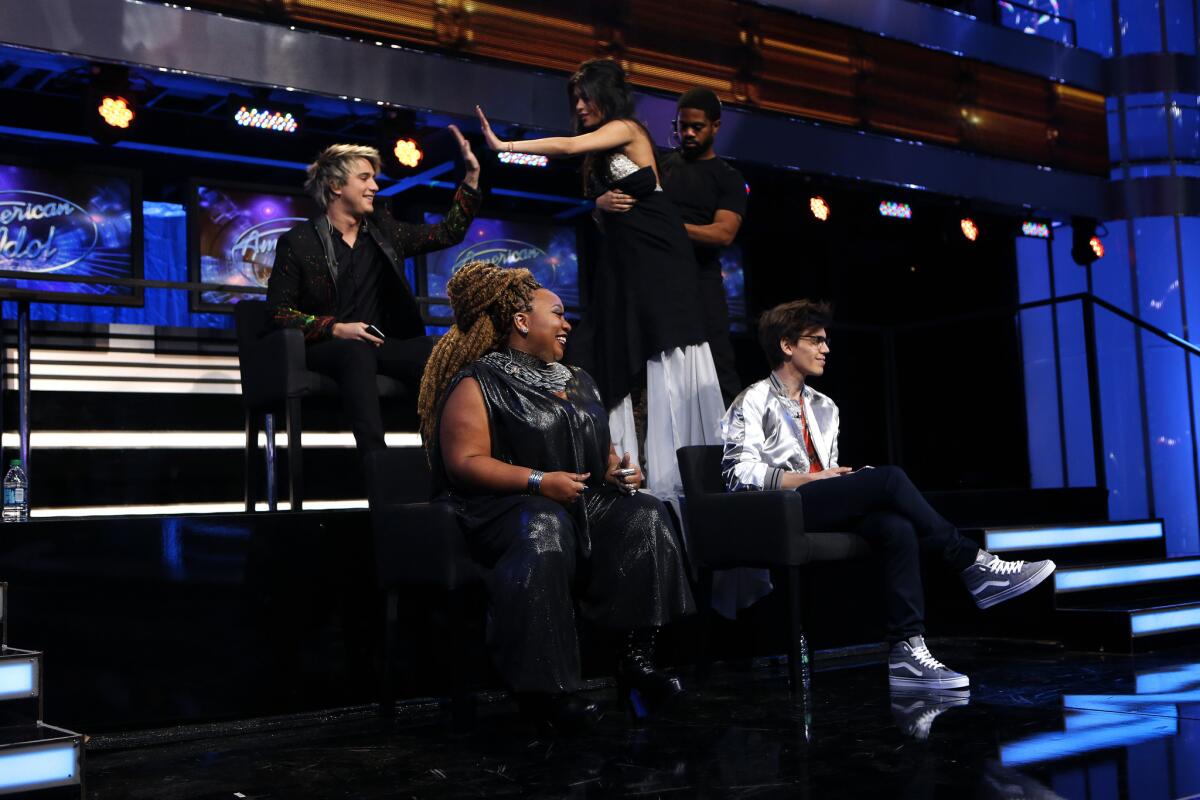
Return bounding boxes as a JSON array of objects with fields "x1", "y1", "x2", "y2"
[
  {"x1": 371, "y1": 501, "x2": 480, "y2": 590},
  {"x1": 239, "y1": 327, "x2": 308, "y2": 406},
  {"x1": 686, "y1": 490, "x2": 807, "y2": 569}
]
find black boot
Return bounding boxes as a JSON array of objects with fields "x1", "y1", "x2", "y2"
[
  {"x1": 616, "y1": 627, "x2": 684, "y2": 719},
  {"x1": 515, "y1": 692, "x2": 602, "y2": 736}
]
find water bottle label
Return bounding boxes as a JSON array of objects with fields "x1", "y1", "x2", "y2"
[{"x1": 3, "y1": 487, "x2": 24, "y2": 505}]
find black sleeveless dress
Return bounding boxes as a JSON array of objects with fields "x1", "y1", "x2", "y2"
[
  {"x1": 565, "y1": 153, "x2": 710, "y2": 410},
  {"x1": 431, "y1": 352, "x2": 695, "y2": 694}
]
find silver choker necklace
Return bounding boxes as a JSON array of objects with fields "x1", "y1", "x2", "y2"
[{"x1": 482, "y1": 348, "x2": 572, "y2": 393}]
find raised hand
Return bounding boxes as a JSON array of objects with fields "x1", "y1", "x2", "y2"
[
  {"x1": 448, "y1": 124, "x2": 479, "y2": 187},
  {"x1": 475, "y1": 105, "x2": 505, "y2": 152}
]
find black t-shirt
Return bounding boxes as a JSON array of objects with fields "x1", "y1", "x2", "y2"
[
  {"x1": 660, "y1": 151, "x2": 747, "y2": 274},
  {"x1": 332, "y1": 222, "x2": 385, "y2": 327}
]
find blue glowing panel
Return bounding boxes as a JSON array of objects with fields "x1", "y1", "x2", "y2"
[
  {"x1": 0, "y1": 659, "x2": 35, "y2": 699},
  {"x1": 984, "y1": 522, "x2": 1162, "y2": 552},
  {"x1": 1000, "y1": 715, "x2": 1175, "y2": 766},
  {"x1": 1016, "y1": 237, "x2": 1064, "y2": 488},
  {"x1": 1051, "y1": 222, "x2": 1086, "y2": 297},
  {"x1": 1134, "y1": 216, "x2": 1184, "y2": 334},
  {"x1": 1092, "y1": 219, "x2": 1133, "y2": 311},
  {"x1": 997, "y1": 0, "x2": 1077, "y2": 46},
  {"x1": 1178, "y1": 218, "x2": 1200, "y2": 344},
  {"x1": 0, "y1": 163, "x2": 139, "y2": 304},
  {"x1": 2, "y1": 203, "x2": 232, "y2": 330},
  {"x1": 719, "y1": 244, "x2": 746, "y2": 333},
  {"x1": 1019, "y1": 307, "x2": 1065, "y2": 488},
  {"x1": 194, "y1": 184, "x2": 315, "y2": 309},
  {"x1": 1124, "y1": 104, "x2": 1171, "y2": 162},
  {"x1": 0, "y1": 742, "x2": 78, "y2": 793},
  {"x1": 1073, "y1": 0, "x2": 1114, "y2": 56},
  {"x1": 1141, "y1": 341, "x2": 1199, "y2": 555},
  {"x1": 1118, "y1": 0, "x2": 1167, "y2": 54},
  {"x1": 422, "y1": 215, "x2": 580, "y2": 319},
  {"x1": 1171, "y1": 95, "x2": 1200, "y2": 160},
  {"x1": 1132, "y1": 605, "x2": 1200, "y2": 635},
  {"x1": 1094, "y1": 311, "x2": 1149, "y2": 521},
  {"x1": 1104, "y1": 109, "x2": 1123, "y2": 163},
  {"x1": 1056, "y1": 557, "x2": 1200, "y2": 592},
  {"x1": 1016, "y1": 237, "x2": 1052, "y2": 304},
  {"x1": 1056, "y1": 301, "x2": 1096, "y2": 487},
  {"x1": 1135, "y1": 663, "x2": 1200, "y2": 694}
]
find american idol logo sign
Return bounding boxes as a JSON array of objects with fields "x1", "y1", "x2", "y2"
[
  {"x1": 228, "y1": 217, "x2": 305, "y2": 286},
  {"x1": 0, "y1": 191, "x2": 98, "y2": 272},
  {"x1": 453, "y1": 239, "x2": 548, "y2": 271}
]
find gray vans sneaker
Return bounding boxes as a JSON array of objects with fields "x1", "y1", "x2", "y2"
[
  {"x1": 962, "y1": 550, "x2": 1056, "y2": 610},
  {"x1": 888, "y1": 636, "x2": 970, "y2": 690}
]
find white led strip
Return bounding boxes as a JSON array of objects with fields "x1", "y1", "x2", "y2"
[
  {"x1": 0, "y1": 431, "x2": 422, "y2": 449},
  {"x1": 32, "y1": 499, "x2": 369, "y2": 518}
]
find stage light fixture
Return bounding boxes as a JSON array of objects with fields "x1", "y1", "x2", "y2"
[
  {"x1": 86, "y1": 64, "x2": 140, "y2": 144},
  {"x1": 233, "y1": 105, "x2": 299, "y2": 133},
  {"x1": 809, "y1": 196, "x2": 830, "y2": 221},
  {"x1": 393, "y1": 138, "x2": 424, "y2": 168},
  {"x1": 1071, "y1": 217, "x2": 1104, "y2": 265},
  {"x1": 97, "y1": 96, "x2": 134, "y2": 129},
  {"x1": 960, "y1": 217, "x2": 979, "y2": 241},
  {"x1": 498, "y1": 151, "x2": 549, "y2": 167},
  {"x1": 879, "y1": 201, "x2": 912, "y2": 219},
  {"x1": 1021, "y1": 221, "x2": 1051, "y2": 238}
]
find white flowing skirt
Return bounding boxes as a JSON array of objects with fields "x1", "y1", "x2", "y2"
[{"x1": 608, "y1": 342, "x2": 772, "y2": 619}]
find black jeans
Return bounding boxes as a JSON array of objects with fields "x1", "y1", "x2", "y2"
[
  {"x1": 795, "y1": 466, "x2": 980, "y2": 643},
  {"x1": 697, "y1": 270, "x2": 741, "y2": 406},
  {"x1": 305, "y1": 335, "x2": 436, "y2": 453}
]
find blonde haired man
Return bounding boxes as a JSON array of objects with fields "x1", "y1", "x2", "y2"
[{"x1": 265, "y1": 127, "x2": 480, "y2": 454}]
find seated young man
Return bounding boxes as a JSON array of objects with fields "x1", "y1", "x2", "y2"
[{"x1": 720, "y1": 300, "x2": 1055, "y2": 690}]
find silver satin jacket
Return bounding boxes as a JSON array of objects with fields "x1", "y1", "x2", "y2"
[{"x1": 721, "y1": 374, "x2": 840, "y2": 492}]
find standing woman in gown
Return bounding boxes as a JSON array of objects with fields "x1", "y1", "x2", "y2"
[
  {"x1": 417, "y1": 260, "x2": 695, "y2": 732},
  {"x1": 474, "y1": 59, "x2": 726, "y2": 505}
]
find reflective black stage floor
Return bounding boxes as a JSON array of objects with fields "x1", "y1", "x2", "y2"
[{"x1": 85, "y1": 639, "x2": 1200, "y2": 799}]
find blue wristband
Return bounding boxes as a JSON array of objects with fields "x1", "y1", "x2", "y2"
[{"x1": 527, "y1": 469, "x2": 545, "y2": 495}]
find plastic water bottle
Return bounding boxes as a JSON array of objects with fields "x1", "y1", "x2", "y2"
[{"x1": 2, "y1": 460, "x2": 28, "y2": 523}]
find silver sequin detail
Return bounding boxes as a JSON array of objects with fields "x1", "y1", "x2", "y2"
[{"x1": 482, "y1": 348, "x2": 572, "y2": 394}]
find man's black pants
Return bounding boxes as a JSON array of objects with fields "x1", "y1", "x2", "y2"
[
  {"x1": 795, "y1": 466, "x2": 980, "y2": 643},
  {"x1": 305, "y1": 335, "x2": 436, "y2": 454},
  {"x1": 697, "y1": 270, "x2": 742, "y2": 406}
]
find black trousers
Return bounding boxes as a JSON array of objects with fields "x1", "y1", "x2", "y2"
[
  {"x1": 305, "y1": 335, "x2": 436, "y2": 453},
  {"x1": 795, "y1": 466, "x2": 980, "y2": 643},
  {"x1": 697, "y1": 270, "x2": 742, "y2": 406}
]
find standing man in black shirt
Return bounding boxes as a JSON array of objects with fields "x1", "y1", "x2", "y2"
[{"x1": 597, "y1": 88, "x2": 746, "y2": 405}]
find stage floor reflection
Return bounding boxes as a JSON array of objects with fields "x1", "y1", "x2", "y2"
[{"x1": 86, "y1": 639, "x2": 1200, "y2": 798}]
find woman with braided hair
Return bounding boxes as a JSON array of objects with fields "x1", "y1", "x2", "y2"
[{"x1": 418, "y1": 261, "x2": 695, "y2": 733}]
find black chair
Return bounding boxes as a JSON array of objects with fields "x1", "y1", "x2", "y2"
[
  {"x1": 235, "y1": 300, "x2": 407, "y2": 511},
  {"x1": 365, "y1": 447, "x2": 483, "y2": 728},
  {"x1": 677, "y1": 444, "x2": 871, "y2": 696}
]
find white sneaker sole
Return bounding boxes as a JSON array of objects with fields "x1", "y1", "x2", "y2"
[
  {"x1": 974, "y1": 560, "x2": 1057, "y2": 610},
  {"x1": 889, "y1": 673, "x2": 970, "y2": 690}
]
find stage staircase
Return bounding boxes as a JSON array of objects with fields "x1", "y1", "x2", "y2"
[
  {"x1": 0, "y1": 582, "x2": 84, "y2": 797},
  {"x1": 927, "y1": 489, "x2": 1200, "y2": 653}
]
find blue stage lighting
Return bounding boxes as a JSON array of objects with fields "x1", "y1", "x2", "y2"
[
  {"x1": 0, "y1": 658, "x2": 36, "y2": 700},
  {"x1": 1131, "y1": 605, "x2": 1200, "y2": 636},
  {"x1": 0, "y1": 742, "x2": 79, "y2": 793},
  {"x1": 1056, "y1": 558, "x2": 1200, "y2": 592},
  {"x1": 984, "y1": 522, "x2": 1162, "y2": 552}
]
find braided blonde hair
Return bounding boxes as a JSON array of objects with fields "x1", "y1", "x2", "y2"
[{"x1": 417, "y1": 261, "x2": 542, "y2": 446}]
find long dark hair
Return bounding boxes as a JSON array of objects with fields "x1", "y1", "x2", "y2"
[{"x1": 567, "y1": 59, "x2": 654, "y2": 194}]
